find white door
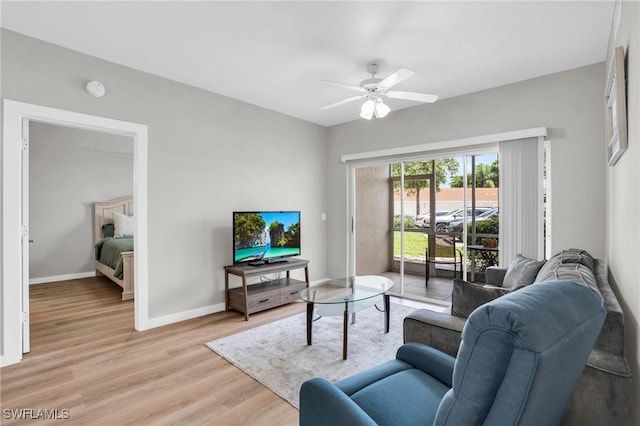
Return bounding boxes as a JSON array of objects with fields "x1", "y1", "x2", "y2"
[{"x1": 21, "y1": 118, "x2": 30, "y2": 353}]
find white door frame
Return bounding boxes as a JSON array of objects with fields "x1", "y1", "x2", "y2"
[
  {"x1": 21, "y1": 118, "x2": 30, "y2": 354},
  {"x1": 2, "y1": 99, "x2": 150, "y2": 367}
]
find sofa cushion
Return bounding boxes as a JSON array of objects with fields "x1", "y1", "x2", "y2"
[
  {"x1": 558, "y1": 248, "x2": 595, "y2": 269},
  {"x1": 535, "y1": 248, "x2": 595, "y2": 283},
  {"x1": 451, "y1": 279, "x2": 511, "y2": 318},
  {"x1": 536, "y1": 263, "x2": 603, "y2": 303},
  {"x1": 502, "y1": 254, "x2": 546, "y2": 289},
  {"x1": 533, "y1": 249, "x2": 602, "y2": 303}
]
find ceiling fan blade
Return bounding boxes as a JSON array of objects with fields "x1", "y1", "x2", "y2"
[
  {"x1": 320, "y1": 80, "x2": 367, "y2": 93},
  {"x1": 320, "y1": 95, "x2": 366, "y2": 110},
  {"x1": 386, "y1": 90, "x2": 439, "y2": 103},
  {"x1": 378, "y1": 68, "x2": 415, "y2": 89}
]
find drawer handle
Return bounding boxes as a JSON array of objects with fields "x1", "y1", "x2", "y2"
[
  {"x1": 259, "y1": 298, "x2": 270, "y2": 303},
  {"x1": 289, "y1": 291, "x2": 299, "y2": 295}
]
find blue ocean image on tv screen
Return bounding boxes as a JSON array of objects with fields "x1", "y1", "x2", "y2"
[{"x1": 234, "y1": 212, "x2": 300, "y2": 262}]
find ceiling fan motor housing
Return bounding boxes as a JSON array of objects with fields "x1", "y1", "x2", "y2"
[{"x1": 360, "y1": 78, "x2": 382, "y2": 90}]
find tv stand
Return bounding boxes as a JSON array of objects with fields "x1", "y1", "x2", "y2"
[
  {"x1": 224, "y1": 258, "x2": 309, "y2": 320},
  {"x1": 248, "y1": 258, "x2": 288, "y2": 266}
]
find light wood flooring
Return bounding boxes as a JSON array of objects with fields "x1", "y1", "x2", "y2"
[{"x1": 1, "y1": 276, "x2": 305, "y2": 425}]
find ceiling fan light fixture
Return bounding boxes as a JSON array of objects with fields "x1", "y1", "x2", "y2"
[
  {"x1": 360, "y1": 99, "x2": 375, "y2": 120},
  {"x1": 320, "y1": 61, "x2": 438, "y2": 120},
  {"x1": 374, "y1": 99, "x2": 390, "y2": 118}
]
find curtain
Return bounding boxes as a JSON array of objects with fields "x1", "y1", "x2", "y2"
[{"x1": 498, "y1": 137, "x2": 545, "y2": 265}]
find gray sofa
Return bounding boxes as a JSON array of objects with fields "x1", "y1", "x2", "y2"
[{"x1": 404, "y1": 249, "x2": 631, "y2": 425}]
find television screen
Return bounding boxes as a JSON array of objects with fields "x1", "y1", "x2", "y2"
[{"x1": 233, "y1": 211, "x2": 301, "y2": 264}]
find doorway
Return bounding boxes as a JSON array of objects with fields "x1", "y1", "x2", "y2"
[
  {"x1": 27, "y1": 122, "x2": 134, "y2": 352},
  {"x1": 2, "y1": 100, "x2": 149, "y2": 367}
]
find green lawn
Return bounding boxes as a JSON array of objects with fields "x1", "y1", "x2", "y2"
[
  {"x1": 393, "y1": 231, "x2": 500, "y2": 278},
  {"x1": 393, "y1": 231, "x2": 464, "y2": 259},
  {"x1": 393, "y1": 231, "x2": 428, "y2": 258}
]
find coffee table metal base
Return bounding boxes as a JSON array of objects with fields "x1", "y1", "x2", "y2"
[{"x1": 306, "y1": 294, "x2": 390, "y2": 360}]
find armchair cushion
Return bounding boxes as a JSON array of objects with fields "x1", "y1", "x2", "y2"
[
  {"x1": 305, "y1": 344, "x2": 455, "y2": 426},
  {"x1": 300, "y1": 377, "x2": 378, "y2": 426},
  {"x1": 451, "y1": 278, "x2": 511, "y2": 318},
  {"x1": 502, "y1": 254, "x2": 545, "y2": 289}
]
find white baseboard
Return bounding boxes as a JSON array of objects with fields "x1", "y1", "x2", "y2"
[
  {"x1": 136, "y1": 279, "x2": 330, "y2": 330},
  {"x1": 146, "y1": 303, "x2": 226, "y2": 329},
  {"x1": 29, "y1": 271, "x2": 96, "y2": 285}
]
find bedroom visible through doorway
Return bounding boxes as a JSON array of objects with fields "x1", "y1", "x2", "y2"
[
  {"x1": 2, "y1": 100, "x2": 149, "y2": 367},
  {"x1": 27, "y1": 122, "x2": 134, "y2": 353}
]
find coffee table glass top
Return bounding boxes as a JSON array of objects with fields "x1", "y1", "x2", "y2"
[{"x1": 300, "y1": 275, "x2": 393, "y2": 305}]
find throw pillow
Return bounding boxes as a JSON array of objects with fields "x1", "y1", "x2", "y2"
[
  {"x1": 102, "y1": 223, "x2": 115, "y2": 238},
  {"x1": 502, "y1": 254, "x2": 546, "y2": 290},
  {"x1": 451, "y1": 278, "x2": 511, "y2": 318},
  {"x1": 113, "y1": 212, "x2": 134, "y2": 237}
]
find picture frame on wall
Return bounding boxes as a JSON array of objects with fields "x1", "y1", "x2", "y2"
[{"x1": 605, "y1": 46, "x2": 627, "y2": 166}]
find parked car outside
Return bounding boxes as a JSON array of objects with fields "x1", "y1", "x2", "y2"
[
  {"x1": 433, "y1": 207, "x2": 493, "y2": 232},
  {"x1": 415, "y1": 211, "x2": 449, "y2": 228},
  {"x1": 448, "y1": 208, "x2": 498, "y2": 233}
]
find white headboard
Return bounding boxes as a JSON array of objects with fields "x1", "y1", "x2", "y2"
[{"x1": 94, "y1": 196, "x2": 134, "y2": 243}]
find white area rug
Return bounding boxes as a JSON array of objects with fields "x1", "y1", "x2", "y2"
[{"x1": 206, "y1": 301, "x2": 446, "y2": 408}]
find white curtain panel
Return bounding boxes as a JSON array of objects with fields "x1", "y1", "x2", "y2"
[{"x1": 498, "y1": 137, "x2": 545, "y2": 266}]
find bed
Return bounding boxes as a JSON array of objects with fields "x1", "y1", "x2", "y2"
[{"x1": 93, "y1": 196, "x2": 135, "y2": 300}]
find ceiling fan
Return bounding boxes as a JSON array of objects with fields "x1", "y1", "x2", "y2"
[{"x1": 321, "y1": 61, "x2": 438, "y2": 119}]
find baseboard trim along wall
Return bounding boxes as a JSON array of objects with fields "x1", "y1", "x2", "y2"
[
  {"x1": 146, "y1": 303, "x2": 227, "y2": 329},
  {"x1": 144, "y1": 278, "x2": 331, "y2": 329},
  {"x1": 29, "y1": 271, "x2": 96, "y2": 285}
]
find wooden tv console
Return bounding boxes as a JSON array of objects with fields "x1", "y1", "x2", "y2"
[{"x1": 224, "y1": 258, "x2": 309, "y2": 320}]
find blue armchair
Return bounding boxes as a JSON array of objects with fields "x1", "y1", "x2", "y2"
[{"x1": 300, "y1": 280, "x2": 606, "y2": 426}]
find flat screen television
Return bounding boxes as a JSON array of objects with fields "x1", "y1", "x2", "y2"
[{"x1": 233, "y1": 211, "x2": 301, "y2": 265}]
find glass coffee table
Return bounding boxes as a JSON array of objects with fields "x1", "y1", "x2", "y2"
[{"x1": 300, "y1": 275, "x2": 394, "y2": 360}]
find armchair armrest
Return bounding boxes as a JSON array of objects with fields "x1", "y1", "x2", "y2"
[
  {"x1": 396, "y1": 343, "x2": 455, "y2": 388},
  {"x1": 300, "y1": 378, "x2": 377, "y2": 426}
]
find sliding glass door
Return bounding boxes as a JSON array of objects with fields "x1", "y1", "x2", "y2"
[
  {"x1": 454, "y1": 154, "x2": 500, "y2": 283},
  {"x1": 354, "y1": 152, "x2": 501, "y2": 303},
  {"x1": 390, "y1": 163, "x2": 432, "y2": 296}
]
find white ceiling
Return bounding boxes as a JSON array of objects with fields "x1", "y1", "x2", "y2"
[{"x1": 1, "y1": 1, "x2": 615, "y2": 127}]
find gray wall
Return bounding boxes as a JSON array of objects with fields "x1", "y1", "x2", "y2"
[
  {"x1": 1, "y1": 29, "x2": 328, "y2": 320},
  {"x1": 326, "y1": 63, "x2": 607, "y2": 278},
  {"x1": 605, "y1": 1, "x2": 640, "y2": 421},
  {"x1": 29, "y1": 122, "x2": 133, "y2": 280}
]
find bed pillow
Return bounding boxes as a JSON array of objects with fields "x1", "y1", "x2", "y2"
[
  {"x1": 102, "y1": 223, "x2": 115, "y2": 238},
  {"x1": 113, "y1": 212, "x2": 134, "y2": 237}
]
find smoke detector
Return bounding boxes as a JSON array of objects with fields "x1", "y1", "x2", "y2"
[{"x1": 86, "y1": 81, "x2": 106, "y2": 98}]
